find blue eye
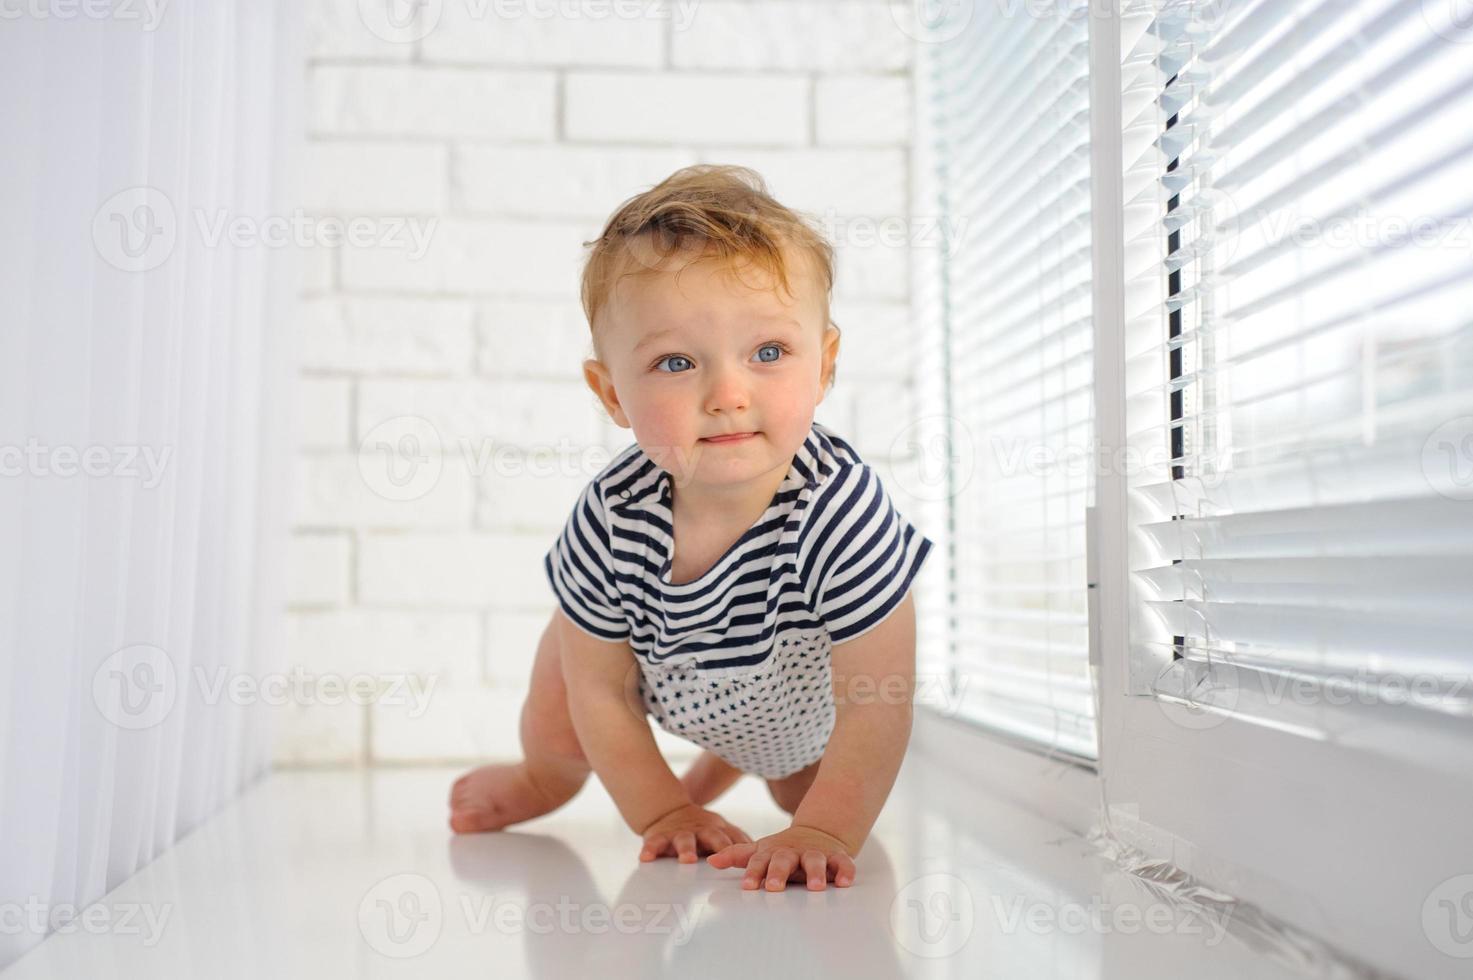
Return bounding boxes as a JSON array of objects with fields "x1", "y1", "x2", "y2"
[
  {"x1": 651, "y1": 342, "x2": 789, "y2": 374},
  {"x1": 654, "y1": 354, "x2": 694, "y2": 374}
]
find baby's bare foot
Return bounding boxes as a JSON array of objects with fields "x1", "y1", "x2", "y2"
[{"x1": 448, "y1": 762, "x2": 563, "y2": 834}]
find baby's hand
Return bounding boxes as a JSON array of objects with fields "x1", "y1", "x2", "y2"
[
  {"x1": 706, "y1": 824, "x2": 857, "y2": 891},
  {"x1": 639, "y1": 804, "x2": 753, "y2": 864}
]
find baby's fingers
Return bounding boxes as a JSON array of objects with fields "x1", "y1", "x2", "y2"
[
  {"x1": 640, "y1": 834, "x2": 670, "y2": 862},
  {"x1": 696, "y1": 827, "x2": 733, "y2": 855},
  {"x1": 673, "y1": 830, "x2": 699, "y2": 864},
  {"x1": 741, "y1": 851, "x2": 773, "y2": 890},
  {"x1": 827, "y1": 852, "x2": 857, "y2": 887},
  {"x1": 763, "y1": 849, "x2": 800, "y2": 891},
  {"x1": 801, "y1": 850, "x2": 828, "y2": 891},
  {"x1": 706, "y1": 841, "x2": 756, "y2": 869}
]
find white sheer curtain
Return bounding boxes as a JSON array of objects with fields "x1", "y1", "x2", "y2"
[{"x1": 0, "y1": 3, "x2": 301, "y2": 968}]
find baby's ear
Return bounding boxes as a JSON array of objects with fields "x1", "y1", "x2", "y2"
[
  {"x1": 819, "y1": 324, "x2": 841, "y2": 395},
  {"x1": 583, "y1": 358, "x2": 630, "y2": 428}
]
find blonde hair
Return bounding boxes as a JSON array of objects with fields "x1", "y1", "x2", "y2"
[{"x1": 580, "y1": 164, "x2": 838, "y2": 372}]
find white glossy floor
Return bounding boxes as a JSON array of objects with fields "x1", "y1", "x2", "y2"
[{"x1": 6, "y1": 751, "x2": 1324, "y2": 979}]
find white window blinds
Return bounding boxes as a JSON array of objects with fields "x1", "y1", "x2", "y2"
[
  {"x1": 921, "y1": 1, "x2": 1098, "y2": 760},
  {"x1": 1120, "y1": 0, "x2": 1473, "y2": 756}
]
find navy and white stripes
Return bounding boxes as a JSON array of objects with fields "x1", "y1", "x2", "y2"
[{"x1": 543, "y1": 421, "x2": 933, "y2": 664}]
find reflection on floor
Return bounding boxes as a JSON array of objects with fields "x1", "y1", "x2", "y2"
[{"x1": 7, "y1": 750, "x2": 1322, "y2": 979}]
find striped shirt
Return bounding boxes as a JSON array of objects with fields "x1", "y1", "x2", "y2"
[
  {"x1": 543, "y1": 420, "x2": 933, "y2": 664},
  {"x1": 542, "y1": 421, "x2": 934, "y2": 777}
]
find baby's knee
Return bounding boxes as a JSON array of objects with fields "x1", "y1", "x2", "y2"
[
  {"x1": 519, "y1": 693, "x2": 586, "y2": 764},
  {"x1": 765, "y1": 779, "x2": 797, "y2": 815},
  {"x1": 765, "y1": 760, "x2": 821, "y2": 814}
]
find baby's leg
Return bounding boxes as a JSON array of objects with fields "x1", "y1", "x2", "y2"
[
  {"x1": 680, "y1": 750, "x2": 746, "y2": 807},
  {"x1": 449, "y1": 609, "x2": 592, "y2": 833},
  {"x1": 764, "y1": 759, "x2": 822, "y2": 815}
]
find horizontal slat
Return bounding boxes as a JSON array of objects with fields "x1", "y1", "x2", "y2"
[
  {"x1": 1136, "y1": 496, "x2": 1473, "y2": 559},
  {"x1": 1127, "y1": 409, "x2": 1473, "y2": 515},
  {"x1": 1146, "y1": 600, "x2": 1473, "y2": 671},
  {"x1": 1135, "y1": 557, "x2": 1473, "y2": 611}
]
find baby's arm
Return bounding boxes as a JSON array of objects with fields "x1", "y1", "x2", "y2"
[
  {"x1": 707, "y1": 590, "x2": 918, "y2": 891},
  {"x1": 556, "y1": 610, "x2": 751, "y2": 860},
  {"x1": 791, "y1": 588, "x2": 918, "y2": 854}
]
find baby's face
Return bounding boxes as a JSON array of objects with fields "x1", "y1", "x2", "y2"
[{"x1": 584, "y1": 245, "x2": 840, "y2": 491}]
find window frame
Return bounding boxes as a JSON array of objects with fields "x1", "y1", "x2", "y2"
[{"x1": 1085, "y1": 7, "x2": 1473, "y2": 978}]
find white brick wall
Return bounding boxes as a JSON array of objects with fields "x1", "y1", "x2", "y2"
[{"x1": 279, "y1": 0, "x2": 924, "y2": 769}]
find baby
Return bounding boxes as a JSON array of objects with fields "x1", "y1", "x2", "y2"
[{"x1": 448, "y1": 164, "x2": 934, "y2": 892}]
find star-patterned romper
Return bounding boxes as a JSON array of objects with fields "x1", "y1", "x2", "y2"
[{"x1": 543, "y1": 421, "x2": 934, "y2": 780}]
